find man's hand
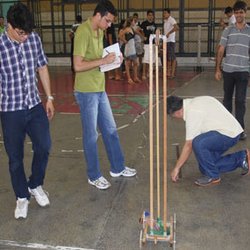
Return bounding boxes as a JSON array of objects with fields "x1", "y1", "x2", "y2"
[
  {"x1": 46, "y1": 100, "x2": 55, "y2": 120},
  {"x1": 103, "y1": 52, "x2": 116, "y2": 64},
  {"x1": 215, "y1": 69, "x2": 222, "y2": 81},
  {"x1": 171, "y1": 167, "x2": 180, "y2": 182}
]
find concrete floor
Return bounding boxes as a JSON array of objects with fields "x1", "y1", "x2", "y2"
[{"x1": 0, "y1": 69, "x2": 250, "y2": 250}]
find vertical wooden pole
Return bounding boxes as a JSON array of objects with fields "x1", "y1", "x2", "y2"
[
  {"x1": 163, "y1": 37, "x2": 168, "y2": 230},
  {"x1": 149, "y1": 35, "x2": 154, "y2": 231},
  {"x1": 155, "y1": 30, "x2": 160, "y2": 219}
]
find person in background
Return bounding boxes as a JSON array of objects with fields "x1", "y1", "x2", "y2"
[
  {"x1": 140, "y1": 10, "x2": 156, "y2": 80},
  {"x1": 220, "y1": 6, "x2": 236, "y2": 29},
  {"x1": 163, "y1": 8, "x2": 179, "y2": 79},
  {"x1": 133, "y1": 12, "x2": 140, "y2": 27},
  {"x1": 0, "y1": 16, "x2": 5, "y2": 34},
  {"x1": 0, "y1": 3, "x2": 55, "y2": 219},
  {"x1": 168, "y1": 95, "x2": 249, "y2": 187},
  {"x1": 121, "y1": 16, "x2": 141, "y2": 84},
  {"x1": 132, "y1": 13, "x2": 144, "y2": 76},
  {"x1": 215, "y1": 0, "x2": 250, "y2": 141},
  {"x1": 73, "y1": 0, "x2": 137, "y2": 190},
  {"x1": 69, "y1": 15, "x2": 82, "y2": 72},
  {"x1": 118, "y1": 19, "x2": 126, "y2": 76},
  {"x1": 105, "y1": 21, "x2": 121, "y2": 80}
]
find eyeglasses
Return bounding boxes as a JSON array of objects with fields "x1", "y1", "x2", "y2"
[
  {"x1": 14, "y1": 28, "x2": 29, "y2": 37},
  {"x1": 103, "y1": 17, "x2": 113, "y2": 25}
]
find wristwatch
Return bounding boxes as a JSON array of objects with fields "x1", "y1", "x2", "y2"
[{"x1": 47, "y1": 95, "x2": 54, "y2": 101}]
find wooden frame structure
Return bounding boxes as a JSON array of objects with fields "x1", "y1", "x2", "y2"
[{"x1": 139, "y1": 31, "x2": 176, "y2": 249}]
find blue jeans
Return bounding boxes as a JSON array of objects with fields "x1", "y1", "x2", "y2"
[
  {"x1": 223, "y1": 71, "x2": 249, "y2": 129},
  {"x1": 192, "y1": 131, "x2": 245, "y2": 179},
  {"x1": 74, "y1": 91, "x2": 125, "y2": 181},
  {"x1": 0, "y1": 103, "x2": 51, "y2": 199}
]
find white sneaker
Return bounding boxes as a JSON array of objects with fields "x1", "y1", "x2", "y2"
[
  {"x1": 110, "y1": 166, "x2": 137, "y2": 177},
  {"x1": 29, "y1": 186, "x2": 50, "y2": 207},
  {"x1": 88, "y1": 176, "x2": 111, "y2": 190},
  {"x1": 15, "y1": 198, "x2": 29, "y2": 219}
]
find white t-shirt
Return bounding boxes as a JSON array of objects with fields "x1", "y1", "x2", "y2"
[
  {"x1": 163, "y1": 16, "x2": 177, "y2": 43},
  {"x1": 183, "y1": 96, "x2": 243, "y2": 140},
  {"x1": 228, "y1": 15, "x2": 236, "y2": 26}
]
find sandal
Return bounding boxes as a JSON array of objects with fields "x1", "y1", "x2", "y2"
[{"x1": 128, "y1": 78, "x2": 135, "y2": 85}]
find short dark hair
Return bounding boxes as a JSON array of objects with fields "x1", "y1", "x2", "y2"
[
  {"x1": 164, "y1": 8, "x2": 171, "y2": 14},
  {"x1": 76, "y1": 15, "x2": 82, "y2": 23},
  {"x1": 147, "y1": 10, "x2": 154, "y2": 16},
  {"x1": 233, "y1": 1, "x2": 247, "y2": 12},
  {"x1": 224, "y1": 6, "x2": 233, "y2": 14},
  {"x1": 7, "y1": 2, "x2": 34, "y2": 33},
  {"x1": 167, "y1": 96, "x2": 183, "y2": 115},
  {"x1": 93, "y1": 0, "x2": 117, "y2": 17}
]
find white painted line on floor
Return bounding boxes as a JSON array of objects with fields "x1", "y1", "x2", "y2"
[
  {"x1": 61, "y1": 150, "x2": 73, "y2": 153},
  {"x1": 117, "y1": 124, "x2": 129, "y2": 130},
  {"x1": 60, "y1": 112, "x2": 80, "y2": 115},
  {"x1": 0, "y1": 240, "x2": 94, "y2": 250}
]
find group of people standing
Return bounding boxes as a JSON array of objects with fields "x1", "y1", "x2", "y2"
[
  {"x1": 0, "y1": 0, "x2": 249, "y2": 221},
  {"x1": 103, "y1": 8, "x2": 179, "y2": 85},
  {"x1": 69, "y1": 9, "x2": 179, "y2": 84}
]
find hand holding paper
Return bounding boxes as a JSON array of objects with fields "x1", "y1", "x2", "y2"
[{"x1": 100, "y1": 43, "x2": 122, "y2": 73}]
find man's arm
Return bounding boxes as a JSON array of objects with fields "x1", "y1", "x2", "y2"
[
  {"x1": 215, "y1": 44, "x2": 225, "y2": 81},
  {"x1": 38, "y1": 65, "x2": 55, "y2": 120},
  {"x1": 73, "y1": 53, "x2": 116, "y2": 72},
  {"x1": 166, "y1": 23, "x2": 179, "y2": 38},
  {"x1": 171, "y1": 140, "x2": 192, "y2": 182}
]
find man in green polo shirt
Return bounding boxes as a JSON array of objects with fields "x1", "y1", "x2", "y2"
[{"x1": 73, "y1": 0, "x2": 137, "y2": 190}]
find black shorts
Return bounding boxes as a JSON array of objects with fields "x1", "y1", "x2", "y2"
[{"x1": 167, "y1": 42, "x2": 176, "y2": 61}]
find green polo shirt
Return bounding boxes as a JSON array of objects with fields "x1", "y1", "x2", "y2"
[
  {"x1": 0, "y1": 26, "x2": 5, "y2": 35},
  {"x1": 74, "y1": 18, "x2": 105, "y2": 92}
]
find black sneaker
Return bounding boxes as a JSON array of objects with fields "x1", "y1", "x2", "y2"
[
  {"x1": 241, "y1": 149, "x2": 250, "y2": 175},
  {"x1": 239, "y1": 132, "x2": 247, "y2": 141},
  {"x1": 195, "y1": 176, "x2": 221, "y2": 187}
]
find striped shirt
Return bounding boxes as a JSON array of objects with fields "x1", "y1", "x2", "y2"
[
  {"x1": 0, "y1": 31, "x2": 48, "y2": 112},
  {"x1": 220, "y1": 24, "x2": 250, "y2": 73}
]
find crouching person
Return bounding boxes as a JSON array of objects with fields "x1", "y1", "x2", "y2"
[{"x1": 167, "y1": 95, "x2": 249, "y2": 187}]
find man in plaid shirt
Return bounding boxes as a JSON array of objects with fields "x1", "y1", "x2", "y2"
[{"x1": 0, "y1": 3, "x2": 55, "y2": 219}]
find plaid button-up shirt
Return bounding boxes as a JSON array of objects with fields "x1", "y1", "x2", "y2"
[{"x1": 0, "y1": 31, "x2": 48, "y2": 112}]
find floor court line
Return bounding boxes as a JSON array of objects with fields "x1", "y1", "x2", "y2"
[{"x1": 0, "y1": 240, "x2": 94, "y2": 250}]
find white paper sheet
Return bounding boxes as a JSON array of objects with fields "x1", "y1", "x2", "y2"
[{"x1": 99, "y1": 43, "x2": 122, "y2": 73}]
